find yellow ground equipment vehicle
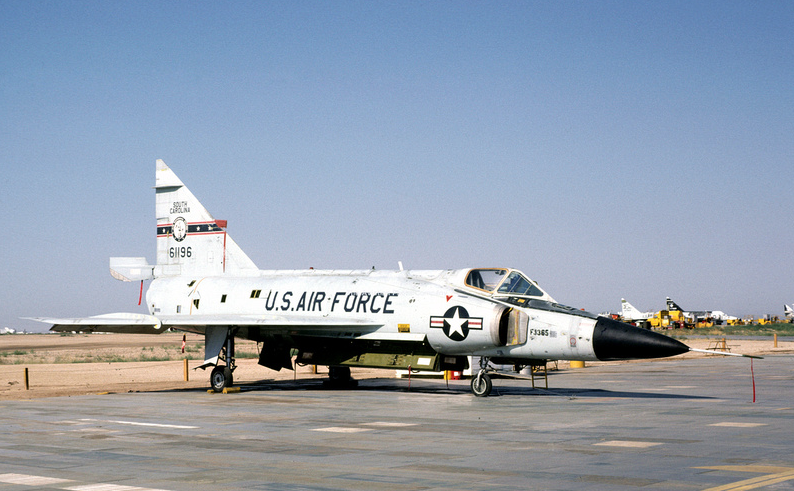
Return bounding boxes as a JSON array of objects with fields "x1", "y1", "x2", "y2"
[{"x1": 649, "y1": 310, "x2": 692, "y2": 329}]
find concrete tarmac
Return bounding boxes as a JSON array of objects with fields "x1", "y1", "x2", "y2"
[{"x1": 1, "y1": 355, "x2": 793, "y2": 491}]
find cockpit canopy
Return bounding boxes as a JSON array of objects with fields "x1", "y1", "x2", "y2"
[{"x1": 464, "y1": 268, "x2": 555, "y2": 304}]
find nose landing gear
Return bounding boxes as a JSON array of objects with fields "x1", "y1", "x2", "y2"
[{"x1": 471, "y1": 357, "x2": 493, "y2": 397}]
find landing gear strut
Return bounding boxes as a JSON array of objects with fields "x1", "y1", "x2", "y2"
[
  {"x1": 210, "y1": 330, "x2": 236, "y2": 392},
  {"x1": 471, "y1": 357, "x2": 493, "y2": 397}
]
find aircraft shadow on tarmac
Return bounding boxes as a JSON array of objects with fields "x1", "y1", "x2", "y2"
[{"x1": 152, "y1": 377, "x2": 715, "y2": 400}]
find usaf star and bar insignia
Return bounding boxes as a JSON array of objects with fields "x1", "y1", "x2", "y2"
[{"x1": 430, "y1": 306, "x2": 483, "y2": 341}]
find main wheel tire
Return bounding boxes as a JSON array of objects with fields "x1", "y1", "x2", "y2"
[
  {"x1": 324, "y1": 366, "x2": 357, "y2": 388},
  {"x1": 210, "y1": 366, "x2": 232, "y2": 392},
  {"x1": 328, "y1": 366, "x2": 351, "y2": 382},
  {"x1": 471, "y1": 373, "x2": 492, "y2": 397}
]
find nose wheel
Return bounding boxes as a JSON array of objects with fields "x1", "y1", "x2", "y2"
[
  {"x1": 471, "y1": 372, "x2": 492, "y2": 397},
  {"x1": 471, "y1": 357, "x2": 493, "y2": 397}
]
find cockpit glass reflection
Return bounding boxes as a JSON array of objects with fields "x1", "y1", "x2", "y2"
[{"x1": 497, "y1": 271, "x2": 544, "y2": 297}]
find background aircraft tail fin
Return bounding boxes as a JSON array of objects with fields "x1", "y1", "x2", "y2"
[
  {"x1": 621, "y1": 298, "x2": 643, "y2": 318},
  {"x1": 666, "y1": 297, "x2": 683, "y2": 311},
  {"x1": 154, "y1": 160, "x2": 258, "y2": 277}
]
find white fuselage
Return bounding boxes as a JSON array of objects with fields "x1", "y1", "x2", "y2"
[{"x1": 145, "y1": 268, "x2": 601, "y2": 362}]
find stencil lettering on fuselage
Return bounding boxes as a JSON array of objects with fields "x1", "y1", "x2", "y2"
[{"x1": 261, "y1": 290, "x2": 398, "y2": 314}]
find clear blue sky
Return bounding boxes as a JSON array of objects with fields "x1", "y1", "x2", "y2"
[{"x1": 2, "y1": 1, "x2": 792, "y2": 332}]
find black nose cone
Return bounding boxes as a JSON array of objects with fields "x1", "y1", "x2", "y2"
[{"x1": 592, "y1": 317, "x2": 689, "y2": 361}]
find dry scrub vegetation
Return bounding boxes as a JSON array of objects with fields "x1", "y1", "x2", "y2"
[{"x1": 0, "y1": 332, "x2": 261, "y2": 365}]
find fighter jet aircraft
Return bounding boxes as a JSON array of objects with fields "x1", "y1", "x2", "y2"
[
  {"x1": 32, "y1": 161, "x2": 750, "y2": 397},
  {"x1": 620, "y1": 298, "x2": 654, "y2": 326},
  {"x1": 666, "y1": 297, "x2": 737, "y2": 324}
]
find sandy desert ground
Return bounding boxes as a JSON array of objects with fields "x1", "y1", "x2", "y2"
[{"x1": 0, "y1": 332, "x2": 790, "y2": 400}]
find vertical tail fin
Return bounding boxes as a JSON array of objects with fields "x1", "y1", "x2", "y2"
[
  {"x1": 621, "y1": 298, "x2": 642, "y2": 318},
  {"x1": 154, "y1": 160, "x2": 257, "y2": 277},
  {"x1": 665, "y1": 297, "x2": 683, "y2": 312}
]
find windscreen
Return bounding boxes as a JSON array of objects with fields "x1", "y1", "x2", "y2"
[{"x1": 497, "y1": 271, "x2": 544, "y2": 297}]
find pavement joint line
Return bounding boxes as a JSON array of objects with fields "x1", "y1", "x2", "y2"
[
  {"x1": 593, "y1": 440, "x2": 663, "y2": 448},
  {"x1": 709, "y1": 422, "x2": 767, "y2": 428},
  {"x1": 65, "y1": 485, "x2": 170, "y2": 491},
  {"x1": 78, "y1": 418, "x2": 198, "y2": 429},
  {"x1": 312, "y1": 426, "x2": 372, "y2": 433},
  {"x1": 361, "y1": 422, "x2": 418, "y2": 427}
]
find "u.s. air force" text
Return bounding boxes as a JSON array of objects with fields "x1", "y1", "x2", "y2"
[{"x1": 261, "y1": 291, "x2": 398, "y2": 314}]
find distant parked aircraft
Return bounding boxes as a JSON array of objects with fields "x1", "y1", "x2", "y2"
[
  {"x1": 620, "y1": 299, "x2": 654, "y2": 324},
  {"x1": 665, "y1": 297, "x2": 736, "y2": 323}
]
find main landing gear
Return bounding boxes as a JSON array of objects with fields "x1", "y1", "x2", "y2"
[
  {"x1": 210, "y1": 332, "x2": 236, "y2": 392},
  {"x1": 210, "y1": 365, "x2": 233, "y2": 392},
  {"x1": 323, "y1": 366, "x2": 358, "y2": 389}
]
